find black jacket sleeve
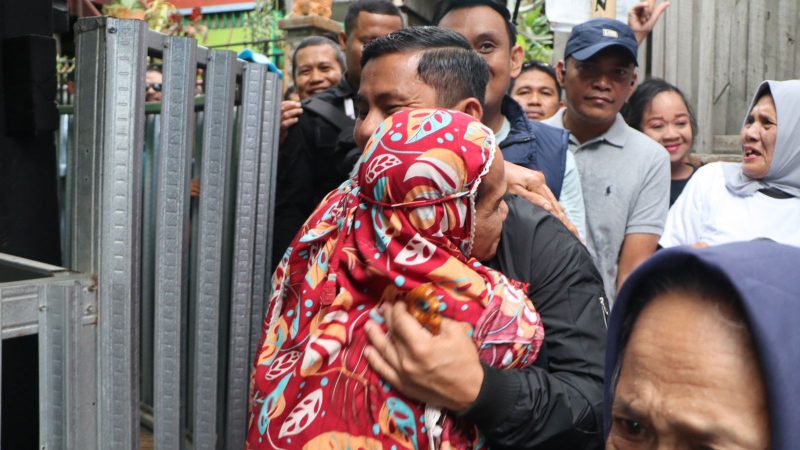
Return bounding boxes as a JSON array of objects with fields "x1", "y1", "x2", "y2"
[
  {"x1": 270, "y1": 97, "x2": 356, "y2": 267},
  {"x1": 460, "y1": 196, "x2": 608, "y2": 449},
  {"x1": 271, "y1": 118, "x2": 316, "y2": 267}
]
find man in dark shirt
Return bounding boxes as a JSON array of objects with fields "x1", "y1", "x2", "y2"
[
  {"x1": 272, "y1": 0, "x2": 403, "y2": 266},
  {"x1": 355, "y1": 27, "x2": 608, "y2": 449}
]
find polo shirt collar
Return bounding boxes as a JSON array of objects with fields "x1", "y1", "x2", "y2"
[
  {"x1": 601, "y1": 114, "x2": 629, "y2": 147},
  {"x1": 552, "y1": 108, "x2": 629, "y2": 148}
]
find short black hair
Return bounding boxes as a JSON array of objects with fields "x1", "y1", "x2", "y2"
[
  {"x1": 291, "y1": 36, "x2": 346, "y2": 79},
  {"x1": 512, "y1": 60, "x2": 562, "y2": 100},
  {"x1": 622, "y1": 78, "x2": 697, "y2": 139},
  {"x1": 434, "y1": 0, "x2": 517, "y2": 48},
  {"x1": 344, "y1": 0, "x2": 403, "y2": 37},
  {"x1": 361, "y1": 26, "x2": 490, "y2": 107}
]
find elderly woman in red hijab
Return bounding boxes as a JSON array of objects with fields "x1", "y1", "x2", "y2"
[{"x1": 247, "y1": 109, "x2": 545, "y2": 449}]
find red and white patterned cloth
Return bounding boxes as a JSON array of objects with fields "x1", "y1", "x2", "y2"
[{"x1": 248, "y1": 109, "x2": 544, "y2": 449}]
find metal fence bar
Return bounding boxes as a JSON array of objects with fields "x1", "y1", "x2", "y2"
[
  {"x1": 192, "y1": 49, "x2": 238, "y2": 450},
  {"x1": 249, "y1": 72, "x2": 281, "y2": 367},
  {"x1": 0, "y1": 252, "x2": 98, "y2": 450},
  {"x1": 154, "y1": 34, "x2": 198, "y2": 450},
  {"x1": 70, "y1": 18, "x2": 106, "y2": 274},
  {"x1": 75, "y1": 278, "x2": 100, "y2": 450},
  {"x1": 39, "y1": 280, "x2": 91, "y2": 450},
  {"x1": 225, "y1": 62, "x2": 267, "y2": 449},
  {"x1": 39, "y1": 283, "x2": 69, "y2": 449},
  {"x1": 263, "y1": 73, "x2": 282, "y2": 283},
  {"x1": 97, "y1": 17, "x2": 147, "y2": 450}
]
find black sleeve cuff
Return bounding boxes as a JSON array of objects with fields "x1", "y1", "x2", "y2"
[{"x1": 457, "y1": 363, "x2": 523, "y2": 431}]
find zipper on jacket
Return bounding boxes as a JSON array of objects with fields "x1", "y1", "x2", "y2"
[{"x1": 598, "y1": 295, "x2": 609, "y2": 329}]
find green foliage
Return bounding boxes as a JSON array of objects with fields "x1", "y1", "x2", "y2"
[
  {"x1": 248, "y1": 0, "x2": 283, "y2": 45},
  {"x1": 515, "y1": 0, "x2": 553, "y2": 63},
  {"x1": 117, "y1": 0, "x2": 143, "y2": 10},
  {"x1": 144, "y1": 0, "x2": 177, "y2": 32}
]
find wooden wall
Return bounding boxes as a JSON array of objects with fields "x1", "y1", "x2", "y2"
[{"x1": 649, "y1": 0, "x2": 800, "y2": 153}]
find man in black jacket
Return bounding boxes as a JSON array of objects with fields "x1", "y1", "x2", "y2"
[
  {"x1": 356, "y1": 27, "x2": 607, "y2": 449},
  {"x1": 272, "y1": 0, "x2": 403, "y2": 266}
]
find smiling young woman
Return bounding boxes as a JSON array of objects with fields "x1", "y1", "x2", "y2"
[{"x1": 623, "y1": 78, "x2": 701, "y2": 205}]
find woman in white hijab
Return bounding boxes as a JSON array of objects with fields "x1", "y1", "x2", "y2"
[{"x1": 660, "y1": 79, "x2": 800, "y2": 248}]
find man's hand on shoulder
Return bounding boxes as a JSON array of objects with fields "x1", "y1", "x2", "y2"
[
  {"x1": 504, "y1": 161, "x2": 580, "y2": 238},
  {"x1": 364, "y1": 302, "x2": 484, "y2": 412}
]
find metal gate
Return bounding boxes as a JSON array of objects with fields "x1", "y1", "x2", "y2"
[{"x1": 31, "y1": 15, "x2": 282, "y2": 449}]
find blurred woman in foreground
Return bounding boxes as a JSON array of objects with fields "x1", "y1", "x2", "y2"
[{"x1": 606, "y1": 240, "x2": 800, "y2": 449}]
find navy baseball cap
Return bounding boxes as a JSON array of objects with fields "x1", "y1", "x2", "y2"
[{"x1": 565, "y1": 18, "x2": 638, "y2": 66}]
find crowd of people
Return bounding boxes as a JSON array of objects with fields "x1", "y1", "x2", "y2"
[{"x1": 247, "y1": 0, "x2": 800, "y2": 449}]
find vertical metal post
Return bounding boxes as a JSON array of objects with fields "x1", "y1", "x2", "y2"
[
  {"x1": 225, "y1": 62, "x2": 267, "y2": 449},
  {"x1": 73, "y1": 17, "x2": 147, "y2": 449},
  {"x1": 70, "y1": 18, "x2": 106, "y2": 274},
  {"x1": 76, "y1": 278, "x2": 100, "y2": 450},
  {"x1": 39, "y1": 283, "x2": 69, "y2": 450},
  {"x1": 153, "y1": 35, "x2": 197, "y2": 450},
  {"x1": 249, "y1": 72, "x2": 281, "y2": 367},
  {"x1": 192, "y1": 49, "x2": 237, "y2": 450},
  {"x1": 39, "y1": 280, "x2": 91, "y2": 450}
]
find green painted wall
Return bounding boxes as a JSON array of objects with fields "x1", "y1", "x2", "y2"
[{"x1": 190, "y1": 10, "x2": 285, "y2": 65}]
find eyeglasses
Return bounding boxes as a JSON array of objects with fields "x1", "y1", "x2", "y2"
[
  {"x1": 145, "y1": 83, "x2": 162, "y2": 92},
  {"x1": 522, "y1": 60, "x2": 554, "y2": 71}
]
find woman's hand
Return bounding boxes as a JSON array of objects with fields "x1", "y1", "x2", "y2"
[
  {"x1": 504, "y1": 161, "x2": 580, "y2": 238},
  {"x1": 279, "y1": 100, "x2": 303, "y2": 144},
  {"x1": 364, "y1": 302, "x2": 484, "y2": 412},
  {"x1": 628, "y1": 0, "x2": 671, "y2": 44}
]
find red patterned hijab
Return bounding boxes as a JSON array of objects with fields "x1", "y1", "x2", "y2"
[{"x1": 248, "y1": 109, "x2": 544, "y2": 449}]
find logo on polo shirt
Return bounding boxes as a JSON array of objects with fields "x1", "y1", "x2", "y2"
[{"x1": 602, "y1": 29, "x2": 619, "y2": 38}]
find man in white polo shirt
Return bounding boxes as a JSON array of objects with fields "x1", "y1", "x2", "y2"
[{"x1": 544, "y1": 18, "x2": 669, "y2": 302}]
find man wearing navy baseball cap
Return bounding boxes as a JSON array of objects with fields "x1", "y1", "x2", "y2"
[{"x1": 543, "y1": 18, "x2": 670, "y2": 304}]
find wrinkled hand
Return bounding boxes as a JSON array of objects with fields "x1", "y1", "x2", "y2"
[
  {"x1": 364, "y1": 302, "x2": 484, "y2": 412},
  {"x1": 628, "y1": 0, "x2": 670, "y2": 44},
  {"x1": 279, "y1": 100, "x2": 303, "y2": 144},
  {"x1": 504, "y1": 161, "x2": 580, "y2": 238}
]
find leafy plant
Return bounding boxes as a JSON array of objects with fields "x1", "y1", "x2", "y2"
[
  {"x1": 248, "y1": 0, "x2": 281, "y2": 44},
  {"x1": 515, "y1": 0, "x2": 554, "y2": 63},
  {"x1": 163, "y1": 7, "x2": 208, "y2": 42},
  {"x1": 145, "y1": 0, "x2": 177, "y2": 32},
  {"x1": 102, "y1": 0, "x2": 205, "y2": 41},
  {"x1": 103, "y1": 0, "x2": 147, "y2": 19},
  {"x1": 110, "y1": 0, "x2": 144, "y2": 11}
]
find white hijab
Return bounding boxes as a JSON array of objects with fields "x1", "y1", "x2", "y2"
[{"x1": 724, "y1": 79, "x2": 800, "y2": 198}]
